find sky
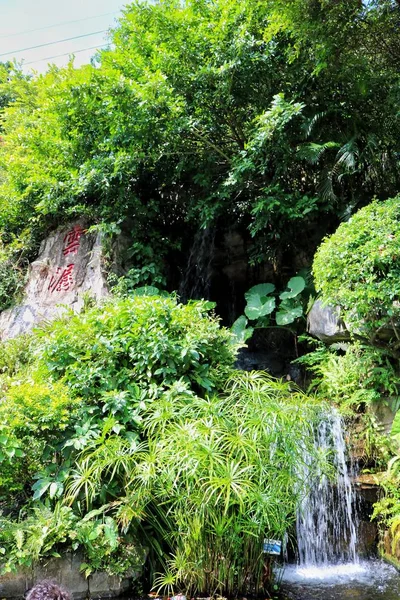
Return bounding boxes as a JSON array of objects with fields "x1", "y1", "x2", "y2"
[{"x1": 0, "y1": 0, "x2": 127, "y2": 73}]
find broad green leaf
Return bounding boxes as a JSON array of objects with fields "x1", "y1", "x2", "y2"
[
  {"x1": 245, "y1": 294, "x2": 275, "y2": 320},
  {"x1": 244, "y1": 294, "x2": 275, "y2": 321},
  {"x1": 203, "y1": 301, "x2": 217, "y2": 310},
  {"x1": 245, "y1": 283, "x2": 275, "y2": 302},
  {"x1": 244, "y1": 293, "x2": 262, "y2": 320},
  {"x1": 259, "y1": 296, "x2": 276, "y2": 317},
  {"x1": 32, "y1": 481, "x2": 51, "y2": 500},
  {"x1": 231, "y1": 315, "x2": 254, "y2": 343},
  {"x1": 276, "y1": 305, "x2": 303, "y2": 325},
  {"x1": 49, "y1": 482, "x2": 59, "y2": 499},
  {"x1": 279, "y1": 276, "x2": 306, "y2": 300},
  {"x1": 132, "y1": 286, "x2": 160, "y2": 296}
]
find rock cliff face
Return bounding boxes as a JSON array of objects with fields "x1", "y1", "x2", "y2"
[{"x1": 0, "y1": 222, "x2": 108, "y2": 340}]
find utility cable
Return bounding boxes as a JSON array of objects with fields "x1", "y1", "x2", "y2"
[
  {"x1": 0, "y1": 11, "x2": 118, "y2": 40},
  {"x1": 0, "y1": 30, "x2": 107, "y2": 58},
  {"x1": 24, "y1": 44, "x2": 110, "y2": 66}
]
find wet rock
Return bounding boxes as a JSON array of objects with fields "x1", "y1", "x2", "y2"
[
  {"x1": 368, "y1": 400, "x2": 397, "y2": 435},
  {"x1": 357, "y1": 521, "x2": 378, "y2": 557}
]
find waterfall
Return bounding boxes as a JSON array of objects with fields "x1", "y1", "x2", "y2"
[
  {"x1": 179, "y1": 227, "x2": 215, "y2": 302},
  {"x1": 296, "y1": 410, "x2": 359, "y2": 567}
]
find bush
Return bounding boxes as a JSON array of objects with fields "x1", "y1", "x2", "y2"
[
  {"x1": 65, "y1": 372, "x2": 325, "y2": 595},
  {"x1": 38, "y1": 294, "x2": 235, "y2": 397},
  {"x1": 0, "y1": 295, "x2": 238, "y2": 576},
  {"x1": 0, "y1": 299, "x2": 326, "y2": 589},
  {"x1": 313, "y1": 196, "x2": 400, "y2": 344}
]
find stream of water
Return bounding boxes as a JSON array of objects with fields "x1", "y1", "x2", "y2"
[{"x1": 281, "y1": 410, "x2": 400, "y2": 599}]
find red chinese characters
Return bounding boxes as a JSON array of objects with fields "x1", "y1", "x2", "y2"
[
  {"x1": 48, "y1": 264, "x2": 75, "y2": 293},
  {"x1": 63, "y1": 224, "x2": 84, "y2": 256},
  {"x1": 47, "y1": 224, "x2": 86, "y2": 294}
]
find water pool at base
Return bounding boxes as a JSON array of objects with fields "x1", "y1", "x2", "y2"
[{"x1": 282, "y1": 561, "x2": 400, "y2": 600}]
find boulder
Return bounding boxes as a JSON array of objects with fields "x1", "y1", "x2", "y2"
[
  {"x1": 0, "y1": 222, "x2": 109, "y2": 340},
  {"x1": 307, "y1": 299, "x2": 349, "y2": 343}
]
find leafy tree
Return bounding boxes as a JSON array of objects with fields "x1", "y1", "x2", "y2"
[{"x1": 0, "y1": 0, "x2": 398, "y2": 301}]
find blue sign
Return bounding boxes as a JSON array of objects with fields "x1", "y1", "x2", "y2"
[{"x1": 263, "y1": 539, "x2": 282, "y2": 555}]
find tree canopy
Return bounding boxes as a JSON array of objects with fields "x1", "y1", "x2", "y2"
[{"x1": 0, "y1": 0, "x2": 399, "y2": 305}]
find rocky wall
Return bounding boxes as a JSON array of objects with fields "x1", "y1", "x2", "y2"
[{"x1": 0, "y1": 552, "x2": 144, "y2": 599}]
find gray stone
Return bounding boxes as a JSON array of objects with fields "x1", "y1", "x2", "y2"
[
  {"x1": 369, "y1": 399, "x2": 397, "y2": 435},
  {"x1": 89, "y1": 572, "x2": 129, "y2": 599},
  {"x1": 0, "y1": 568, "x2": 31, "y2": 599},
  {"x1": 0, "y1": 551, "x2": 144, "y2": 599},
  {"x1": 307, "y1": 299, "x2": 349, "y2": 343},
  {"x1": 0, "y1": 222, "x2": 109, "y2": 340}
]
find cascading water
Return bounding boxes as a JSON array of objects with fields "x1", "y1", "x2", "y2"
[
  {"x1": 179, "y1": 227, "x2": 216, "y2": 302},
  {"x1": 282, "y1": 410, "x2": 400, "y2": 598},
  {"x1": 296, "y1": 409, "x2": 359, "y2": 567}
]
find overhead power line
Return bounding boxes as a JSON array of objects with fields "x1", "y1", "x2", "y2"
[
  {"x1": 0, "y1": 12, "x2": 118, "y2": 40},
  {"x1": 24, "y1": 44, "x2": 110, "y2": 66},
  {"x1": 0, "y1": 30, "x2": 107, "y2": 58}
]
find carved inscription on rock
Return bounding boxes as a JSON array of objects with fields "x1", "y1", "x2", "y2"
[
  {"x1": 0, "y1": 221, "x2": 109, "y2": 340},
  {"x1": 46, "y1": 225, "x2": 85, "y2": 295}
]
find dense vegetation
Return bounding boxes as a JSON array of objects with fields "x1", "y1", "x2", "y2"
[
  {"x1": 1, "y1": 0, "x2": 400, "y2": 591},
  {"x1": 314, "y1": 196, "x2": 400, "y2": 352},
  {"x1": 308, "y1": 194, "x2": 400, "y2": 561},
  {"x1": 0, "y1": 0, "x2": 399, "y2": 309},
  {"x1": 0, "y1": 295, "x2": 325, "y2": 595}
]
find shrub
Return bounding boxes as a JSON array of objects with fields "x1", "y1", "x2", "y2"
[
  {"x1": 313, "y1": 196, "x2": 400, "y2": 346},
  {"x1": 0, "y1": 295, "x2": 239, "y2": 577},
  {"x1": 1, "y1": 381, "x2": 78, "y2": 435},
  {"x1": 65, "y1": 372, "x2": 326, "y2": 595},
  {"x1": 39, "y1": 295, "x2": 235, "y2": 399}
]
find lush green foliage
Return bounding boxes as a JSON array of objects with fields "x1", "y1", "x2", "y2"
[
  {"x1": 1, "y1": 370, "x2": 325, "y2": 593},
  {"x1": 311, "y1": 194, "x2": 400, "y2": 551},
  {"x1": 0, "y1": 294, "x2": 328, "y2": 591},
  {"x1": 313, "y1": 196, "x2": 400, "y2": 348},
  {"x1": 0, "y1": 295, "x2": 236, "y2": 576},
  {"x1": 1, "y1": 0, "x2": 400, "y2": 583},
  {"x1": 298, "y1": 341, "x2": 400, "y2": 412},
  {"x1": 78, "y1": 372, "x2": 323, "y2": 596},
  {"x1": 0, "y1": 0, "x2": 399, "y2": 302},
  {"x1": 296, "y1": 336, "x2": 400, "y2": 478}
]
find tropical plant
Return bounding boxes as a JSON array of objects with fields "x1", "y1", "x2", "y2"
[
  {"x1": 298, "y1": 341, "x2": 400, "y2": 411},
  {"x1": 231, "y1": 275, "x2": 310, "y2": 344},
  {"x1": 63, "y1": 372, "x2": 326, "y2": 596},
  {"x1": 0, "y1": 294, "x2": 239, "y2": 577}
]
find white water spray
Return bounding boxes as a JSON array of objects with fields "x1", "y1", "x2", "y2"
[{"x1": 296, "y1": 410, "x2": 359, "y2": 568}]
